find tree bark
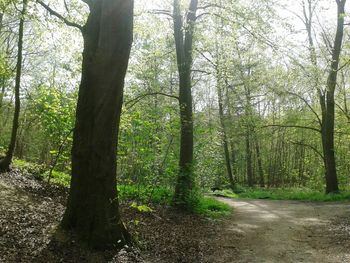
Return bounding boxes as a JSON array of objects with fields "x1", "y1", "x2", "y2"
[
  {"x1": 303, "y1": 0, "x2": 345, "y2": 193},
  {"x1": 217, "y1": 80, "x2": 235, "y2": 190},
  {"x1": 246, "y1": 131, "x2": 253, "y2": 187},
  {"x1": 254, "y1": 134, "x2": 264, "y2": 187},
  {"x1": 322, "y1": 0, "x2": 346, "y2": 193},
  {"x1": 0, "y1": 0, "x2": 27, "y2": 172},
  {"x1": 173, "y1": 0, "x2": 198, "y2": 206},
  {"x1": 61, "y1": 0, "x2": 134, "y2": 248}
]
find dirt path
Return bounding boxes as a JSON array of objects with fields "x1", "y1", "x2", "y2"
[{"x1": 211, "y1": 197, "x2": 350, "y2": 263}]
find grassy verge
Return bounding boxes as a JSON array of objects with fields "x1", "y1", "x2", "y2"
[{"x1": 212, "y1": 188, "x2": 350, "y2": 202}]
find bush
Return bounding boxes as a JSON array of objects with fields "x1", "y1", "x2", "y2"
[
  {"x1": 193, "y1": 197, "x2": 232, "y2": 218},
  {"x1": 118, "y1": 184, "x2": 173, "y2": 204},
  {"x1": 13, "y1": 159, "x2": 46, "y2": 179},
  {"x1": 13, "y1": 159, "x2": 71, "y2": 186}
]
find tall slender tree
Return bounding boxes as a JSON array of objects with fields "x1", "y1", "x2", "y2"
[
  {"x1": 0, "y1": 0, "x2": 27, "y2": 172},
  {"x1": 302, "y1": 0, "x2": 346, "y2": 193}
]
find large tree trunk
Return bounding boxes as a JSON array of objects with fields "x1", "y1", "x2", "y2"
[
  {"x1": 173, "y1": 0, "x2": 198, "y2": 206},
  {"x1": 322, "y1": 0, "x2": 345, "y2": 193},
  {"x1": 61, "y1": 0, "x2": 134, "y2": 248},
  {"x1": 0, "y1": 0, "x2": 27, "y2": 172}
]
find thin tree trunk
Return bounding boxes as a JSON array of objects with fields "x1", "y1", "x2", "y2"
[
  {"x1": 61, "y1": 0, "x2": 134, "y2": 248},
  {"x1": 322, "y1": 0, "x2": 345, "y2": 193},
  {"x1": 303, "y1": 0, "x2": 345, "y2": 193},
  {"x1": 0, "y1": 0, "x2": 27, "y2": 172},
  {"x1": 246, "y1": 131, "x2": 253, "y2": 187},
  {"x1": 173, "y1": 0, "x2": 198, "y2": 206},
  {"x1": 217, "y1": 81, "x2": 235, "y2": 190},
  {"x1": 254, "y1": 133, "x2": 264, "y2": 187}
]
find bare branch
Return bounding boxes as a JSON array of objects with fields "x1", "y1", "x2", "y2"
[
  {"x1": 261, "y1": 124, "x2": 321, "y2": 133},
  {"x1": 36, "y1": 0, "x2": 83, "y2": 32},
  {"x1": 150, "y1": 9, "x2": 173, "y2": 18},
  {"x1": 286, "y1": 91, "x2": 322, "y2": 126},
  {"x1": 125, "y1": 92, "x2": 179, "y2": 109},
  {"x1": 289, "y1": 140, "x2": 324, "y2": 160}
]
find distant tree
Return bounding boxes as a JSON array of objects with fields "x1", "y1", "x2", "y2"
[{"x1": 0, "y1": 0, "x2": 27, "y2": 172}]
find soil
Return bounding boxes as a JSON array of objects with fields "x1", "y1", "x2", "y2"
[{"x1": 0, "y1": 170, "x2": 349, "y2": 263}]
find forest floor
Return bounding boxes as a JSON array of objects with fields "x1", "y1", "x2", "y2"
[{"x1": 1, "y1": 170, "x2": 350, "y2": 263}]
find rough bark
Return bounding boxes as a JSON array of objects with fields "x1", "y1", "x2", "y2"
[
  {"x1": 61, "y1": 0, "x2": 134, "y2": 248},
  {"x1": 0, "y1": 0, "x2": 27, "y2": 172},
  {"x1": 173, "y1": 0, "x2": 198, "y2": 206}
]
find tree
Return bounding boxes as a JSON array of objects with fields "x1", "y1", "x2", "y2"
[
  {"x1": 38, "y1": 0, "x2": 134, "y2": 248},
  {"x1": 321, "y1": 0, "x2": 346, "y2": 193},
  {"x1": 0, "y1": 0, "x2": 27, "y2": 172},
  {"x1": 173, "y1": 0, "x2": 199, "y2": 206},
  {"x1": 301, "y1": 0, "x2": 346, "y2": 193}
]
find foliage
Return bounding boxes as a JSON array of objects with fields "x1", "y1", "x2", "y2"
[
  {"x1": 12, "y1": 159, "x2": 45, "y2": 178},
  {"x1": 118, "y1": 184, "x2": 173, "y2": 205},
  {"x1": 193, "y1": 197, "x2": 232, "y2": 218},
  {"x1": 130, "y1": 202, "x2": 153, "y2": 213},
  {"x1": 13, "y1": 159, "x2": 71, "y2": 186}
]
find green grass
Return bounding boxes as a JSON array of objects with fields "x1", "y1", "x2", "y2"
[
  {"x1": 194, "y1": 196, "x2": 232, "y2": 217},
  {"x1": 212, "y1": 187, "x2": 350, "y2": 202}
]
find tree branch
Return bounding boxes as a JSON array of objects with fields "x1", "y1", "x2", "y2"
[
  {"x1": 289, "y1": 140, "x2": 324, "y2": 160},
  {"x1": 125, "y1": 92, "x2": 179, "y2": 109},
  {"x1": 37, "y1": 0, "x2": 83, "y2": 32},
  {"x1": 286, "y1": 91, "x2": 322, "y2": 126},
  {"x1": 261, "y1": 124, "x2": 321, "y2": 133}
]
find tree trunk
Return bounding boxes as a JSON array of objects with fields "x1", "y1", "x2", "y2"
[
  {"x1": 61, "y1": 0, "x2": 134, "y2": 248},
  {"x1": 303, "y1": 0, "x2": 345, "y2": 193},
  {"x1": 173, "y1": 0, "x2": 198, "y2": 206},
  {"x1": 0, "y1": 0, "x2": 27, "y2": 172},
  {"x1": 254, "y1": 134, "x2": 264, "y2": 187},
  {"x1": 246, "y1": 131, "x2": 253, "y2": 187},
  {"x1": 217, "y1": 80, "x2": 235, "y2": 190},
  {"x1": 322, "y1": 0, "x2": 345, "y2": 193}
]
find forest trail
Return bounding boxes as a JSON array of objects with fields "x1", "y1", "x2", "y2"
[{"x1": 212, "y1": 197, "x2": 350, "y2": 263}]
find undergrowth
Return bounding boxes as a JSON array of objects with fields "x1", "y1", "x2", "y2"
[{"x1": 12, "y1": 159, "x2": 231, "y2": 218}]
